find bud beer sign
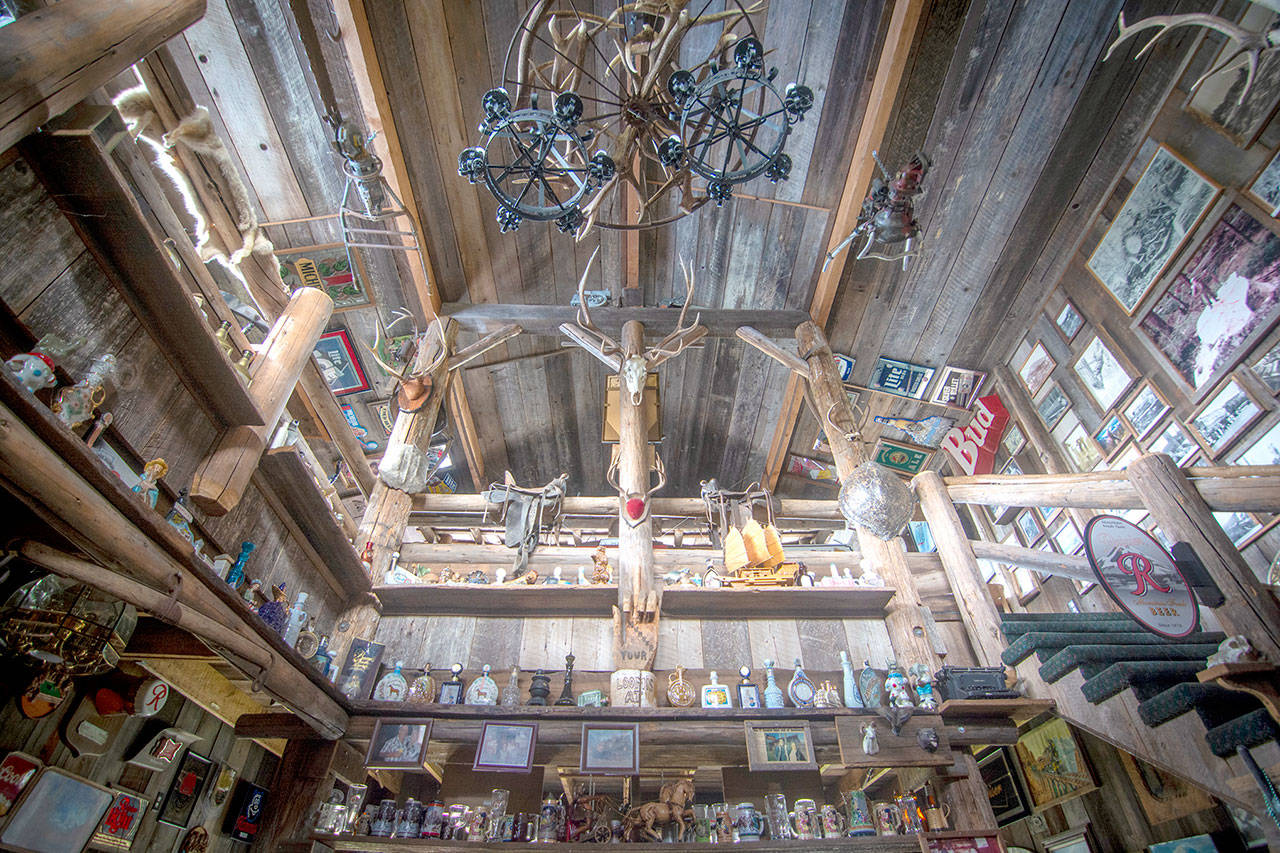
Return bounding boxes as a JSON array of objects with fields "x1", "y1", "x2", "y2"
[
  {"x1": 1084, "y1": 516, "x2": 1198, "y2": 638},
  {"x1": 940, "y1": 394, "x2": 1009, "y2": 475}
]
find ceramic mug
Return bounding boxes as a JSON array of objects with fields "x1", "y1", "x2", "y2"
[
  {"x1": 872, "y1": 801, "x2": 902, "y2": 836},
  {"x1": 734, "y1": 802, "x2": 764, "y2": 842},
  {"x1": 691, "y1": 804, "x2": 712, "y2": 842},
  {"x1": 712, "y1": 802, "x2": 733, "y2": 843},
  {"x1": 791, "y1": 798, "x2": 818, "y2": 840},
  {"x1": 820, "y1": 803, "x2": 845, "y2": 838},
  {"x1": 845, "y1": 789, "x2": 875, "y2": 837},
  {"x1": 896, "y1": 794, "x2": 923, "y2": 834},
  {"x1": 925, "y1": 803, "x2": 952, "y2": 831}
]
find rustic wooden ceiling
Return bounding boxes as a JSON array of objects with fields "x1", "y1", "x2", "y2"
[{"x1": 164, "y1": 0, "x2": 1208, "y2": 499}]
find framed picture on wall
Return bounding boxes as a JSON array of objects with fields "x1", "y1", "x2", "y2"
[
  {"x1": 1138, "y1": 205, "x2": 1280, "y2": 393},
  {"x1": 1122, "y1": 383, "x2": 1171, "y2": 439},
  {"x1": 580, "y1": 724, "x2": 639, "y2": 776},
  {"x1": 1063, "y1": 423, "x2": 1103, "y2": 472},
  {"x1": 1044, "y1": 825, "x2": 1096, "y2": 853},
  {"x1": 1184, "y1": 1, "x2": 1280, "y2": 146},
  {"x1": 1149, "y1": 420, "x2": 1199, "y2": 465},
  {"x1": 1014, "y1": 718, "x2": 1097, "y2": 810},
  {"x1": 873, "y1": 438, "x2": 932, "y2": 475},
  {"x1": 1250, "y1": 337, "x2": 1280, "y2": 395},
  {"x1": 1018, "y1": 342, "x2": 1056, "y2": 396},
  {"x1": 1148, "y1": 835, "x2": 1219, "y2": 853},
  {"x1": 1188, "y1": 376, "x2": 1265, "y2": 457},
  {"x1": 975, "y1": 747, "x2": 1032, "y2": 826},
  {"x1": 1086, "y1": 145, "x2": 1218, "y2": 314},
  {"x1": 314, "y1": 329, "x2": 372, "y2": 396},
  {"x1": 1015, "y1": 510, "x2": 1042, "y2": 546},
  {"x1": 1093, "y1": 414, "x2": 1130, "y2": 459},
  {"x1": 1214, "y1": 510, "x2": 1263, "y2": 547},
  {"x1": 1236, "y1": 418, "x2": 1280, "y2": 466},
  {"x1": 1037, "y1": 382, "x2": 1071, "y2": 429},
  {"x1": 276, "y1": 244, "x2": 373, "y2": 311},
  {"x1": 1247, "y1": 146, "x2": 1280, "y2": 217},
  {"x1": 1073, "y1": 335, "x2": 1134, "y2": 412},
  {"x1": 473, "y1": 722, "x2": 537, "y2": 773},
  {"x1": 1055, "y1": 301, "x2": 1085, "y2": 341},
  {"x1": 158, "y1": 750, "x2": 213, "y2": 827},
  {"x1": 0, "y1": 768, "x2": 115, "y2": 853},
  {"x1": 869, "y1": 357, "x2": 935, "y2": 399},
  {"x1": 929, "y1": 365, "x2": 987, "y2": 408},
  {"x1": 367, "y1": 719, "x2": 433, "y2": 770},
  {"x1": 743, "y1": 721, "x2": 819, "y2": 772},
  {"x1": 1002, "y1": 422, "x2": 1026, "y2": 456}
]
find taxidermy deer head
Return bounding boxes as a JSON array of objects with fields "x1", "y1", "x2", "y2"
[
  {"x1": 1105, "y1": 11, "x2": 1280, "y2": 104},
  {"x1": 363, "y1": 308, "x2": 448, "y2": 413}
]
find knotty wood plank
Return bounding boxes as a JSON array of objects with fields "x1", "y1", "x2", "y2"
[
  {"x1": 518, "y1": 616, "x2": 574, "y2": 671},
  {"x1": 700, "y1": 618, "x2": 751, "y2": 671},
  {"x1": 469, "y1": 616, "x2": 526, "y2": 671},
  {"x1": 746, "y1": 618, "x2": 804, "y2": 670}
]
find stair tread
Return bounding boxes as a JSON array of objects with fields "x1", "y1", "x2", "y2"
[
  {"x1": 1137, "y1": 682, "x2": 1259, "y2": 728},
  {"x1": 1205, "y1": 708, "x2": 1280, "y2": 757},
  {"x1": 1081, "y1": 661, "x2": 1211, "y2": 704},
  {"x1": 1002, "y1": 631, "x2": 1226, "y2": 666},
  {"x1": 1041, "y1": 644, "x2": 1219, "y2": 683}
]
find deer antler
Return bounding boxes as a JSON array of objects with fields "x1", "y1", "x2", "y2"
[
  {"x1": 644, "y1": 256, "x2": 705, "y2": 365},
  {"x1": 363, "y1": 310, "x2": 413, "y2": 381},
  {"x1": 1105, "y1": 12, "x2": 1280, "y2": 103},
  {"x1": 560, "y1": 246, "x2": 625, "y2": 370}
]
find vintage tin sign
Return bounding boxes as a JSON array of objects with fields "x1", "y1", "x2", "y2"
[
  {"x1": 1084, "y1": 516, "x2": 1199, "y2": 638},
  {"x1": 0, "y1": 752, "x2": 41, "y2": 816},
  {"x1": 90, "y1": 791, "x2": 148, "y2": 849}
]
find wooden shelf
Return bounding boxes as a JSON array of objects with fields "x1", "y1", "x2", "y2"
[
  {"x1": 259, "y1": 446, "x2": 371, "y2": 603},
  {"x1": 309, "y1": 834, "x2": 927, "y2": 852},
  {"x1": 937, "y1": 697, "x2": 1055, "y2": 724},
  {"x1": 348, "y1": 704, "x2": 886, "y2": 723},
  {"x1": 374, "y1": 584, "x2": 894, "y2": 618}
]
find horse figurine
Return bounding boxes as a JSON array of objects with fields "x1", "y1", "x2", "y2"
[{"x1": 623, "y1": 778, "x2": 695, "y2": 842}]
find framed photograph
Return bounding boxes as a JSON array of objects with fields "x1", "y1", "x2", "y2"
[
  {"x1": 737, "y1": 683, "x2": 761, "y2": 709},
  {"x1": 1188, "y1": 376, "x2": 1265, "y2": 457},
  {"x1": 1148, "y1": 835, "x2": 1218, "y2": 853},
  {"x1": 1226, "y1": 803, "x2": 1270, "y2": 850},
  {"x1": 1073, "y1": 335, "x2": 1134, "y2": 412},
  {"x1": 1045, "y1": 826, "x2": 1095, "y2": 853},
  {"x1": 1093, "y1": 414, "x2": 1130, "y2": 459},
  {"x1": 1015, "y1": 510, "x2": 1042, "y2": 546},
  {"x1": 335, "y1": 638, "x2": 384, "y2": 700},
  {"x1": 1111, "y1": 442, "x2": 1142, "y2": 471},
  {"x1": 1001, "y1": 456, "x2": 1024, "y2": 476},
  {"x1": 1149, "y1": 420, "x2": 1199, "y2": 465},
  {"x1": 1037, "y1": 382, "x2": 1070, "y2": 429},
  {"x1": 1014, "y1": 718, "x2": 1097, "y2": 810},
  {"x1": 1018, "y1": 342, "x2": 1056, "y2": 396},
  {"x1": 1087, "y1": 145, "x2": 1218, "y2": 313},
  {"x1": 976, "y1": 747, "x2": 1032, "y2": 826},
  {"x1": 1236, "y1": 418, "x2": 1280, "y2": 466},
  {"x1": 1139, "y1": 205, "x2": 1280, "y2": 392},
  {"x1": 580, "y1": 723, "x2": 639, "y2": 776},
  {"x1": 473, "y1": 721, "x2": 537, "y2": 773},
  {"x1": 1214, "y1": 510, "x2": 1263, "y2": 547},
  {"x1": 0, "y1": 768, "x2": 114, "y2": 853},
  {"x1": 930, "y1": 365, "x2": 987, "y2": 409},
  {"x1": 1122, "y1": 383, "x2": 1171, "y2": 439},
  {"x1": 873, "y1": 438, "x2": 932, "y2": 476},
  {"x1": 277, "y1": 244, "x2": 372, "y2": 311},
  {"x1": 869, "y1": 356, "x2": 935, "y2": 399},
  {"x1": 1248, "y1": 147, "x2": 1280, "y2": 217},
  {"x1": 786, "y1": 454, "x2": 838, "y2": 482},
  {"x1": 1011, "y1": 566, "x2": 1040, "y2": 603},
  {"x1": 1053, "y1": 518, "x2": 1084, "y2": 556},
  {"x1": 314, "y1": 329, "x2": 371, "y2": 396},
  {"x1": 1055, "y1": 301, "x2": 1085, "y2": 341},
  {"x1": 90, "y1": 790, "x2": 149, "y2": 850},
  {"x1": 1118, "y1": 749, "x2": 1214, "y2": 826},
  {"x1": 222, "y1": 779, "x2": 268, "y2": 844},
  {"x1": 1185, "y1": 2, "x2": 1280, "y2": 145},
  {"x1": 1063, "y1": 422, "x2": 1103, "y2": 472},
  {"x1": 1002, "y1": 422, "x2": 1026, "y2": 456},
  {"x1": 1250, "y1": 335, "x2": 1280, "y2": 396},
  {"x1": 438, "y1": 681, "x2": 464, "y2": 704},
  {"x1": 743, "y1": 721, "x2": 819, "y2": 772},
  {"x1": 158, "y1": 749, "x2": 213, "y2": 827},
  {"x1": 367, "y1": 718, "x2": 432, "y2": 769}
]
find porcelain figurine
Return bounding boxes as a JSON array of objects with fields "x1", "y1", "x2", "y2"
[
  {"x1": 813, "y1": 680, "x2": 841, "y2": 708},
  {"x1": 52, "y1": 353, "x2": 116, "y2": 428},
  {"x1": 666, "y1": 665, "x2": 695, "y2": 708},
  {"x1": 283, "y1": 592, "x2": 310, "y2": 647},
  {"x1": 787, "y1": 659, "x2": 815, "y2": 708},
  {"x1": 374, "y1": 661, "x2": 409, "y2": 702},
  {"x1": 131, "y1": 458, "x2": 168, "y2": 508},
  {"x1": 908, "y1": 663, "x2": 937, "y2": 710},
  {"x1": 238, "y1": 578, "x2": 262, "y2": 605},
  {"x1": 407, "y1": 663, "x2": 438, "y2": 704},
  {"x1": 465, "y1": 664, "x2": 499, "y2": 705},
  {"x1": 859, "y1": 660, "x2": 883, "y2": 709},
  {"x1": 861, "y1": 721, "x2": 879, "y2": 755},
  {"x1": 885, "y1": 661, "x2": 914, "y2": 708},
  {"x1": 590, "y1": 546, "x2": 611, "y2": 583},
  {"x1": 500, "y1": 666, "x2": 521, "y2": 707},
  {"x1": 224, "y1": 541, "x2": 255, "y2": 588},
  {"x1": 840, "y1": 650, "x2": 863, "y2": 707},
  {"x1": 762, "y1": 659, "x2": 785, "y2": 708},
  {"x1": 5, "y1": 351, "x2": 56, "y2": 392},
  {"x1": 554, "y1": 654, "x2": 576, "y2": 705},
  {"x1": 257, "y1": 583, "x2": 290, "y2": 635},
  {"x1": 576, "y1": 567, "x2": 590, "y2": 585}
]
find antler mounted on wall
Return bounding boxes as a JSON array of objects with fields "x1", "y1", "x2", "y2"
[{"x1": 1105, "y1": 11, "x2": 1280, "y2": 103}]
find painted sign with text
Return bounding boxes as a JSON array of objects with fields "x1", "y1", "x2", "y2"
[
  {"x1": 940, "y1": 394, "x2": 1010, "y2": 475},
  {"x1": 1084, "y1": 516, "x2": 1198, "y2": 638}
]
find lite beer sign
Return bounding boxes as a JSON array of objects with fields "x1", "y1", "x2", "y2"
[
  {"x1": 1084, "y1": 516, "x2": 1198, "y2": 639},
  {"x1": 940, "y1": 394, "x2": 1009, "y2": 475}
]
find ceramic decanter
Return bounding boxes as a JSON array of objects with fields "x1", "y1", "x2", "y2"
[
  {"x1": 762, "y1": 659, "x2": 785, "y2": 708},
  {"x1": 465, "y1": 664, "x2": 499, "y2": 705},
  {"x1": 859, "y1": 660, "x2": 884, "y2": 709},
  {"x1": 373, "y1": 661, "x2": 409, "y2": 702},
  {"x1": 840, "y1": 650, "x2": 864, "y2": 707},
  {"x1": 257, "y1": 583, "x2": 289, "y2": 635},
  {"x1": 406, "y1": 663, "x2": 438, "y2": 704},
  {"x1": 284, "y1": 592, "x2": 310, "y2": 647},
  {"x1": 666, "y1": 665, "x2": 695, "y2": 707},
  {"x1": 294, "y1": 617, "x2": 320, "y2": 659},
  {"x1": 788, "y1": 659, "x2": 815, "y2": 708}
]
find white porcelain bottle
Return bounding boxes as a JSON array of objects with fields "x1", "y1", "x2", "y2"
[{"x1": 284, "y1": 592, "x2": 309, "y2": 647}]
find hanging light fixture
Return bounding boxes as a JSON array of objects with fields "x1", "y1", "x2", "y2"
[{"x1": 0, "y1": 574, "x2": 137, "y2": 675}]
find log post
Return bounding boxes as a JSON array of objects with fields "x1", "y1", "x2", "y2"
[
  {"x1": 1128, "y1": 453, "x2": 1280, "y2": 661},
  {"x1": 329, "y1": 321, "x2": 457, "y2": 668},
  {"x1": 795, "y1": 320, "x2": 939, "y2": 670},
  {"x1": 914, "y1": 471, "x2": 1006, "y2": 665},
  {"x1": 940, "y1": 753, "x2": 999, "y2": 833},
  {"x1": 255, "y1": 738, "x2": 340, "y2": 850},
  {"x1": 191, "y1": 287, "x2": 333, "y2": 515}
]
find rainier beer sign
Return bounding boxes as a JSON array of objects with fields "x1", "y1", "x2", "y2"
[
  {"x1": 1084, "y1": 516, "x2": 1199, "y2": 638},
  {"x1": 940, "y1": 394, "x2": 1009, "y2": 475}
]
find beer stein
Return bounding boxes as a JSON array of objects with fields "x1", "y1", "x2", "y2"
[
  {"x1": 872, "y1": 801, "x2": 902, "y2": 835},
  {"x1": 539, "y1": 798, "x2": 564, "y2": 842},
  {"x1": 895, "y1": 793, "x2": 923, "y2": 834},
  {"x1": 844, "y1": 789, "x2": 875, "y2": 836},
  {"x1": 396, "y1": 799, "x2": 424, "y2": 837},
  {"x1": 691, "y1": 803, "x2": 712, "y2": 842},
  {"x1": 820, "y1": 803, "x2": 845, "y2": 838},
  {"x1": 421, "y1": 800, "x2": 445, "y2": 838},
  {"x1": 371, "y1": 798, "x2": 396, "y2": 837},
  {"x1": 734, "y1": 802, "x2": 764, "y2": 842},
  {"x1": 790, "y1": 798, "x2": 818, "y2": 840},
  {"x1": 765, "y1": 793, "x2": 790, "y2": 840},
  {"x1": 925, "y1": 802, "x2": 952, "y2": 831},
  {"x1": 712, "y1": 802, "x2": 732, "y2": 843}
]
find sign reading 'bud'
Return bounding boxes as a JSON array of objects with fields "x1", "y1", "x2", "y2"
[{"x1": 940, "y1": 394, "x2": 1009, "y2": 475}]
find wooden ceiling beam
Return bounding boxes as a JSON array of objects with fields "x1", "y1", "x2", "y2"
[
  {"x1": 761, "y1": 0, "x2": 927, "y2": 490},
  {"x1": 445, "y1": 304, "x2": 810, "y2": 337}
]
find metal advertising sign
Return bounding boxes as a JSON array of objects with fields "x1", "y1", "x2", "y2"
[{"x1": 1084, "y1": 516, "x2": 1199, "y2": 638}]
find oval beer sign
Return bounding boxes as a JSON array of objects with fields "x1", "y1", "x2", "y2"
[{"x1": 1084, "y1": 516, "x2": 1198, "y2": 638}]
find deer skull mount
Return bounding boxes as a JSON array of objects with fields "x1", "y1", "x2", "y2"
[
  {"x1": 621, "y1": 355, "x2": 648, "y2": 405},
  {"x1": 363, "y1": 309, "x2": 449, "y2": 414},
  {"x1": 1105, "y1": 11, "x2": 1280, "y2": 104}
]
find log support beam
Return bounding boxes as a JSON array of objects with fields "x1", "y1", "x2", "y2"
[{"x1": 257, "y1": 738, "x2": 341, "y2": 850}]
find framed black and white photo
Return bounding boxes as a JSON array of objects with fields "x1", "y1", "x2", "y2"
[
  {"x1": 1122, "y1": 383, "x2": 1171, "y2": 439},
  {"x1": 1213, "y1": 510, "x2": 1262, "y2": 547},
  {"x1": 1248, "y1": 147, "x2": 1280, "y2": 217},
  {"x1": 474, "y1": 722, "x2": 537, "y2": 773},
  {"x1": 1002, "y1": 422, "x2": 1026, "y2": 456},
  {"x1": 1037, "y1": 382, "x2": 1070, "y2": 429},
  {"x1": 1055, "y1": 301, "x2": 1085, "y2": 341},
  {"x1": 1188, "y1": 376, "x2": 1265, "y2": 457},
  {"x1": 1149, "y1": 420, "x2": 1199, "y2": 465},
  {"x1": 1063, "y1": 422, "x2": 1103, "y2": 472},
  {"x1": 1139, "y1": 205, "x2": 1280, "y2": 393},
  {"x1": 1236, "y1": 418, "x2": 1280, "y2": 466},
  {"x1": 1185, "y1": 2, "x2": 1280, "y2": 146},
  {"x1": 1251, "y1": 337, "x2": 1280, "y2": 395},
  {"x1": 1073, "y1": 336, "x2": 1134, "y2": 412},
  {"x1": 1018, "y1": 342, "x2": 1056, "y2": 396},
  {"x1": 580, "y1": 723, "x2": 639, "y2": 776},
  {"x1": 1015, "y1": 510, "x2": 1042, "y2": 546},
  {"x1": 366, "y1": 718, "x2": 432, "y2": 770},
  {"x1": 1087, "y1": 145, "x2": 1218, "y2": 314}
]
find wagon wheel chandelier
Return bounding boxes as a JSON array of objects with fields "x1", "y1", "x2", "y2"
[{"x1": 457, "y1": 1, "x2": 812, "y2": 236}]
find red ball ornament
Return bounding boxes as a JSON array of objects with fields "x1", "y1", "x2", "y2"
[{"x1": 625, "y1": 497, "x2": 645, "y2": 520}]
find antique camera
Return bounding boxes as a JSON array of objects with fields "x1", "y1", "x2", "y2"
[{"x1": 934, "y1": 666, "x2": 1020, "y2": 701}]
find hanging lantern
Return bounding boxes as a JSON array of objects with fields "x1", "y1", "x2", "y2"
[
  {"x1": 838, "y1": 461, "x2": 915, "y2": 541},
  {"x1": 0, "y1": 575, "x2": 137, "y2": 676}
]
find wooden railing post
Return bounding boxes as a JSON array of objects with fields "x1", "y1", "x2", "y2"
[{"x1": 1128, "y1": 453, "x2": 1280, "y2": 660}]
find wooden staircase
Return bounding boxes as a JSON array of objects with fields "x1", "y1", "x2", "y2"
[{"x1": 1000, "y1": 612, "x2": 1280, "y2": 814}]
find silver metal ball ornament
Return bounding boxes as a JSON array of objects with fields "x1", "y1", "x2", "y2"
[{"x1": 838, "y1": 461, "x2": 915, "y2": 540}]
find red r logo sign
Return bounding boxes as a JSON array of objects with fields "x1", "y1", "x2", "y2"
[{"x1": 1116, "y1": 551, "x2": 1170, "y2": 596}]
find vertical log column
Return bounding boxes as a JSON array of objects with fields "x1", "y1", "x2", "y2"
[
  {"x1": 618, "y1": 321, "x2": 656, "y2": 616},
  {"x1": 796, "y1": 321, "x2": 938, "y2": 669},
  {"x1": 1129, "y1": 453, "x2": 1280, "y2": 661},
  {"x1": 329, "y1": 321, "x2": 457, "y2": 668},
  {"x1": 191, "y1": 286, "x2": 333, "y2": 515},
  {"x1": 254, "y1": 738, "x2": 340, "y2": 850},
  {"x1": 914, "y1": 471, "x2": 1006, "y2": 665}
]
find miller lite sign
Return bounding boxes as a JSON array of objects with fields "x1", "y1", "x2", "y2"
[
  {"x1": 1084, "y1": 516, "x2": 1199, "y2": 638},
  {"x1": 940, "y1": 394, "x2": 1009, "y2": 475}
]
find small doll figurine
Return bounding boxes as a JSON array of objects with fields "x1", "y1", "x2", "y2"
[
  {"x1": 884, "y1": 661, "x2": 915, "y2": 709},
  {"x1": 4, "y1": 333, "x2": 80, "y2": 393},
  {"x1": 590, "y1": 546, "x2": 611, "y2": 584},
  {"x1": 52, "y1": 353, "x2": 117, "y2": 429},
  {"x1": 131, "y1": 458, "x2": 168, "y2": 508},
  {"x1": 908, "y1": 663, "x2": 937, "y2": 711},
  {"x1": 861, "y1": 721, "x2": 879, "y2": 755}
]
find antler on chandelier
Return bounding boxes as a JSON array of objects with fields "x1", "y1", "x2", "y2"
[
  {"x1": 1105, "y1": 11, "x2": 1280, "y2": 103},
  {"x1": 644, "y1": 257, "x2": 705, "y2": 368}
]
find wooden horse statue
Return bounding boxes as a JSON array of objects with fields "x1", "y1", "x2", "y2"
[{"x1": 623, "y1": 778, "x2": 695, "y2": 842}]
